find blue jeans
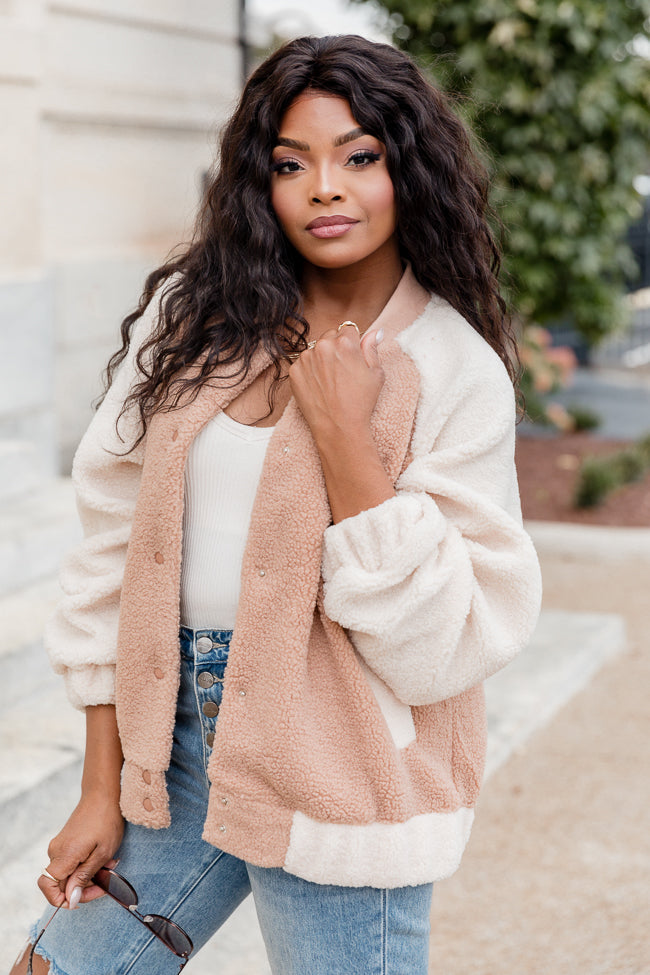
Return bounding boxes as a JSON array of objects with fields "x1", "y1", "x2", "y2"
[{"x1": 29, "y1": 627, "x2": 433, "y2": 974}]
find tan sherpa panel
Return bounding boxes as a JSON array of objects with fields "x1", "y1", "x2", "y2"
[
  {"x1": 50, "y1": 265, "x2": 542, "y2": 887},
  {"x1": 116, "y1": 343, "x2": 273, "y2": 775},
  {"x1": 203, "y1": 791, "x2": 295, "y2": 867},
  {"x1": 120, "y1": 761, "x2": 171, "y2": 829}
]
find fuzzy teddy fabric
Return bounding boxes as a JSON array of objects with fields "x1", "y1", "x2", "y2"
[{"x1": 44, "y1": 266, "x2": 541, "y2": 888}]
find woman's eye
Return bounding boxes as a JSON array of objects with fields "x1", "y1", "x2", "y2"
[
  {"x1": 347, "y1": 150, "x2": 381, "y2": 168},
  {"x1": 271, "y1": 158, "x2": 302, "y2": 174}
]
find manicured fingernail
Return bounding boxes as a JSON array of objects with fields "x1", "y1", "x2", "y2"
[
  {"x1": 375, "y1": 328, "x2": 384, "y2": 343},
  {"x1": 69, "y1": 886, "x2": 82, "y2": 910}
]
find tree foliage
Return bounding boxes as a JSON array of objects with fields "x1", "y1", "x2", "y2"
[{"x1": 353, "y1": 0, "x2": 650, "y2": 341}]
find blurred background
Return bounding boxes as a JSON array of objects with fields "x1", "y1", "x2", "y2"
[{"x1": 1, "y1": 1, "x2": 649, "y2": 972}]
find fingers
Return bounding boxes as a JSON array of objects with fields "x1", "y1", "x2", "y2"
[
  {"x1": 360, "y1": 327, "x2": 384, "y2": 367},
  {"x1": 63, "y1": 846, "x2": 118, "y2": 908},
  {"x1": 44, "y1": 847, "x2": 118, "y2": 910},
  {"x1": 37, "y1": 867, "x2": 66, "y2": 908},
  {"x1": 300, "y1": 324, "x2": 382, "y2": 360},
  {"x1": 75, "y1": 856, "x2": 120, "y2": 905}
]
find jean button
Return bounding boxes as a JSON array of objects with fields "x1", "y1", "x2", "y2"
[
  {"x1": 197, "y1": 636, "x2": 213, "y2": 653},
  {"x1": 206, "y1": 731, "x2": 215, "y2": 747},
  {"x1": 203, "y1": 702, "x2": 219, "y2": 718},
  {"x1": 197, "y1": 672, "x2": 214, "y2": 688}
]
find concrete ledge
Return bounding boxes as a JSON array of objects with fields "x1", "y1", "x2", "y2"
[
  {"x1": 0, "y1": 606, "x2": 628, "y2": 973},
  {"x1": 526, "y1": 520, "x2": 650, "y2": 562},
  {"x1": 0, "y1": 478, "x2": 79, "y2": 596},
  {"x1": 0, "y1": 679, "x2": 84, "y2": 864},
  {"x1": 485, "y1": 609, "x2": 626, "y2": 778}
]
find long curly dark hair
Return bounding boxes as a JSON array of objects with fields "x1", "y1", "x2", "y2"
[{"x1": 102, "y1": 34, "x2": 516, "y2": 445}]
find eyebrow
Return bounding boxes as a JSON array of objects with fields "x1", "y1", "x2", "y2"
[{"x1": 274, "y1": 127, "x2": 368, "y2": 152}]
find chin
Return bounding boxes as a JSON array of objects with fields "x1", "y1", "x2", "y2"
[{"x1": 302, "y1": 246, "x2": 378, "y2": 270}]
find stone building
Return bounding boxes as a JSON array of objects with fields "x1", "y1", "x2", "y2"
[
  {"x1": 0, "y1": 4, "x2": 242, "y2": 937},
  {"x1": 1, "y1": 0, "x2": 242, "y2": 478}
]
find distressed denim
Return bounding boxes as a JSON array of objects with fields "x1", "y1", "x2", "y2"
[{"x1": 28, "y1": 626, "x2": 433, "y2": 974}]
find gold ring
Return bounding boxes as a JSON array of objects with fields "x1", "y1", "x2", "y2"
[
  {"x1": 337, "y1": 321, "x2": 360, "y2": 335},
  {"x1": 41, "y1": 869, "x2": 60, "y2": 883}
]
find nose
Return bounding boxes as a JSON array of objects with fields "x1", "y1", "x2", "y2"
[{"x1": 310, "y1": 162, "x2": 344, "y2": 204}]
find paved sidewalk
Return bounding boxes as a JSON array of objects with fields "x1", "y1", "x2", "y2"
[
  {"x1": 429, "y1": 523, "x2": 650, "y2": 975},
  {"x1": 3, "y1": 521, "x2": 645, "y2": 974}
]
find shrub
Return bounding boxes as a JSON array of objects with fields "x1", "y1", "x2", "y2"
[
  {"x1": 574, "y1": 433, "x2": 650, "y2": 508},
  {"x1": 613, "y1": 449, "x2": 646, "y2": 484},
  {"x1": 574, "y1": 459, "x2": 620, "y2": 508},
  {"x1": 519, "y1": 326, "x2": 577, "y2": 430},
  {"x1": 637, "y1": 433, "x2": 650, "y2": 466},
  {"x1": 565, "y1": 405, "x2": 601, "y2": 433}
]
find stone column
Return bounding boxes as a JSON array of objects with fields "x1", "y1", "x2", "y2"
[{"x1": 0, "y1": 0, "x2": 57, "y2": 496}]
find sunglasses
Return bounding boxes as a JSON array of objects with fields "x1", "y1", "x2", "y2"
[{"x1": 28, "y1": 867, "x2": 193, "y2": 974}]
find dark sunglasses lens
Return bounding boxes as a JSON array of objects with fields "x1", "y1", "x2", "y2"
[
  {"x1": 93, "y1": 868, "x2": 138, "y2": 908},
  {"x1": 146, "y1": 915, "x2": 193, "y2": 956}
]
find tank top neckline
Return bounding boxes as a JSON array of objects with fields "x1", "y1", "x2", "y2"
[{"x1": 212, "y1": 409, "x2": 276, "y2": 442}]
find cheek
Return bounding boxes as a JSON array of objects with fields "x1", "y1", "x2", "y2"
[
  {"x1": 270, "y1": 184, "x2": 294, "y2": 237},
  {"x1": 367, "y1": 176, "x2": 397, "y2": 230}
]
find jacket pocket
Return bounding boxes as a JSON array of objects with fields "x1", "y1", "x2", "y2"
[{"x1": 357, "y1": 655, "x2": 417, "y2": 749}]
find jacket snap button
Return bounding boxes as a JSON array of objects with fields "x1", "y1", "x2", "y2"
[
  {"x1": 283, "y1": 446, "x2": 290, "y2": 454},
  {"x1": 143, "y1": 798, "x2": 153, "y2": 811},
  {"x1": 219, "y1": 824, "x2": 227, "y2": 833},
  {"x1": 258, "y1": 568, "x2": 266, "y2": 577},
  {"x1": 142, "y1": 770, "x2": 152, "y2": 785},
  {"x1": 239, "y1": 689, "x2": 246, "y2": 697},
  {"x1": 221, "y1": 797, "x2": 228, "y2": 806},
  {"x1": 202, "y1": 701, "x2": 219, "y2": 718},
  {"x1": 154, "y1": 552, "x2": 164, "y2": 564}
]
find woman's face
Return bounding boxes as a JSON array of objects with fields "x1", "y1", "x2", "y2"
[{"x1": 270, "y1": 92, "x2": 398, "y2": 273}]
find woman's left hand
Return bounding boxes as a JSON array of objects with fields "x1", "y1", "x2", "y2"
[{"x1": 288, "y1": 326, "x2": 384, "y2": 443}]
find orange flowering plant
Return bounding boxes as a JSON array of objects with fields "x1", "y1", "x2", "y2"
[{"x1": 518, "y1": 325, "x2": 578, "y2": 430}]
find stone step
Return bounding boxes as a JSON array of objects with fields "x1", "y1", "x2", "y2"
[
  {"x1": 0, "y1": 609, "x2": 627, "y2": 972},
  {"x1": 0, "y1": 576, "x2": 63, "y2": 712},
  {"x1": 0, "y1": 440, "x2": 43, "y2": 503},
  {"x1": 0, "y1": 681, "x2": 84, "y2": 865},
  {"x1": 484, "y1": 609, "x2": 626, "y2": 777},
  {"x1": 0, "y1": 477, "x2": 79, "y2": 598}
]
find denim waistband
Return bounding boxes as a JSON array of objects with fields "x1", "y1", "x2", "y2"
[{"x1": 179, "y1": 625, "x2": 234, "y2": 662}]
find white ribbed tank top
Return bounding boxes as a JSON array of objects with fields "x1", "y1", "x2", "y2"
[{"x1": 179, "y1": 410, "x2": 275, "y2": 629}]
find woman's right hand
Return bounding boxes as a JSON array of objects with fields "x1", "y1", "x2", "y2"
[{"x1": 39, "y1": 791, "x2": 124, "y2": 910}]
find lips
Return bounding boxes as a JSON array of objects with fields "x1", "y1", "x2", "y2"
[
  {"x1": 306, "y1": 214, "x2": 359, "y2": 239},
  {"x1": 306, "y1": 215, "x2": 358, "y2": 229}
]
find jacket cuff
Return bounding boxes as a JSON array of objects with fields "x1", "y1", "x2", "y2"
[
  {"x1": 63, "y1": 664, "x2": 116, "y2": 711},
  {"x1": 120, "y1": 760, "x2": 171, "y2": 829},
  {"x1": 322, "y1": 492, "x2": 446, "y2": 580}
]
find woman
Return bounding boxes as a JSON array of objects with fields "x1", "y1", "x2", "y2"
[{"x1": 12, "y1": 33, "x2": 541, "y2": 975}]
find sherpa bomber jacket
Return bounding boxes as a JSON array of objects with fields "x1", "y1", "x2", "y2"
[{"x1": 45, "y1": 265, "x2": 542, "y2": 889}]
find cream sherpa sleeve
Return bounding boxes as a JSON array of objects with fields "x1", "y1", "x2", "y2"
[
  {"x1": 321, "y1": 327, "x2": 542, "y2": 707},
  {"x1": 43, "y1": 305, "x2": 156, "y2": 710}
]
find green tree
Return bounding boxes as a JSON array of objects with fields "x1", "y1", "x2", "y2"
[{"x1": 353, "y1": 0, "x2": 650, "y2": 342}]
